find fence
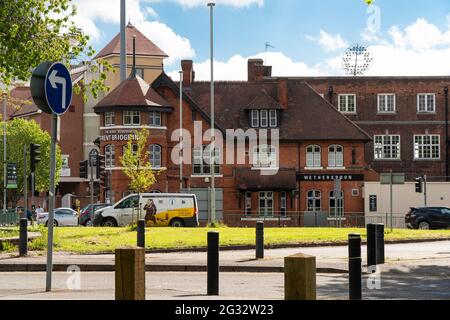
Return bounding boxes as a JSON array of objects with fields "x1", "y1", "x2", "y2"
[
  {"x1": 212, "y1": 211, "x2": 407, "y2": 228},
  {"x1": 0, "y1": 210, "x2": 20, "y2": 226}
]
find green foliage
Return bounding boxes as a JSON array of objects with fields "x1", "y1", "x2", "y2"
[
  {"x1": 0, "y1": 0, "x2": 112, "y2": 100},
  {"x1": 120, "y1": 129, "x2": 159, "y2": 194},
  {"x1": 28, "y1": 226, "x2": 48, "y2": 251},
  {"x1": 0, "y1": 118, "x2": 62, "y2": 206},
  {"x1": 364, "y1": 0, "x2": 373, "y2": 5}
]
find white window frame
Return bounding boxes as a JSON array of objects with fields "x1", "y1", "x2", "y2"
[
  {"x1": 338, "y1": 94, "x2": 356, "y2": 114},
  {"x1": 306, "y1": 145, "x2": 322, "y2": 168},
  {"x1": 259, "y1": 191, "x2": 274, "y2": 217},
  {"x1": 251, "y1": 110, "x2": 259, "y2": 128},
  {"x1": 329, "y1": 190, "x2": 344, "y2": 217},
  {"x1": 252, "y1": 145, "x2": 277, "y2": 168},
  {"x1": 328, "y1": 145, "x2": 344, "y2": 168},
  {"x1": 149, "y1": 111, "x2": 162, "y2": 127},
  {"x1": 105, "y1": 145, "x2": 115, "y2": 168},
  {"x1": 123, "y1": 111, "x2": 141, "y2": 126},
  {"x1": 374, "y1": 135, "x2": 401, "y2": 160},
  {"x1": 269, "y1": 110, "x2": 277, "y2": 127},
  {"x1": 245, "y1": 192, "x2": 252, "y2": 216},
  {"x1": 280, "y1": 191, "x2": 287, "y2": 216},
  {"x1": 193, "y1": 145, "x2": 220, "y2": 175},
  {"x1": 123, "y1": 144, "x2": 138, "y2": 156},
  {"x1": 260, "y1": 110, "x2": 268, "y2": 127},
  {"x1": 414, "y1": 135, "x2": 440, "y2": 160},
  {"x1": 149, "y1": 144, "x2": 162, "y2": 168},
  {"x1": 307, "y1": 190, "x2": 322, "y2": 212},
  {"x1": 105, "y1": 112, "x2": 115, "y2": 127},
  {"x1": 377, "y1": 94, "x2": 396, "y2": 113},
  {"x1": 417, "y1": 94, "x2": 436, "y2": 113}
]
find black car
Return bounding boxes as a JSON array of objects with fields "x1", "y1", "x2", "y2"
[
  {"x1": 405, "y1": 207, "x2": 450, "y2": 230},
  {"x1": 79, "y1": 203, "x2": 110, "y2": 226}
]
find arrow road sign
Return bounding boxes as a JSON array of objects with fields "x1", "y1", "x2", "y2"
[{"x1": 44, "y1": 62, "x2": 73, "y2": 115}]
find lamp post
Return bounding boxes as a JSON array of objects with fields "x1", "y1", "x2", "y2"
[
  {"x1": 179, "y1": 71, "x2": 183, "y2": 192},
  {"x1": 208, "y1": 2, "x2": 216, "y2": 225},
  {"x1": 2, "y1": 90, "x2": 6, "y2": 213}
]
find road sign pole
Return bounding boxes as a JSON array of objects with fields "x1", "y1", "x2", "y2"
[
  {"x1": 390, "y1": 170, "x2": 393, "y2": 232},
  {"x1": 45, "y1": 114, "x2": 58, "y2": 292},
  {"x1": 423, "y1": 175, "x2": 428, "y2": 207},
  {"x1": 23, "y1": 145, "x2": 27, "y2": 219}
]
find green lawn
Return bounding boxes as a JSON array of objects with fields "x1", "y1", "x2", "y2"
[
  {"x1": 19, "y1": 226, "x2": 450, "y2": 254},
  {"x1": 0, "y1": 229, "x2": 19, "y2": 238}
]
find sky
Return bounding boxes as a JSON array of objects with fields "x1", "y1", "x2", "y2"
[{"x1": 72, "y1": 0, "x2": 450, "y2": 80}]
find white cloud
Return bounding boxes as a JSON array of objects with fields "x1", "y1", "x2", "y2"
[
  {"x1": 169, "y1": 52, "x2": 323, "y2": 81},
  {"x1": 150, "y1": 0, "x2": 263, "y2": 8},
  {"x1": 306, "y1": 30, "x2": 349, "y2": 52}
]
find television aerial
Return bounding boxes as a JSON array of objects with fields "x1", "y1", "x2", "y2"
[{"x1": 341, "y1": 44, "x2": 373, "y2": 76}]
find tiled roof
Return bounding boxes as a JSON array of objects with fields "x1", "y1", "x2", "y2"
[
  {"x1": 185, "y1": 80, "x2": 371, "y2": 141},
  {"x1": 7, "y1": 87, "x2": 39, "y2": 118},
  {"x1": 95, "y1": 24, "x2": 168, "y2": 59},
  {"x1": 94, "y1": 73, "x2": 171, "y2": 111},
  {"x1": 245, "y1": 89, "x2": 284, "y2": 110}
]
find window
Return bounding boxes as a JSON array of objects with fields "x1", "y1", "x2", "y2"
[
  {"x1": 116, "y1": 195, "x2": 139, "y2": 209},
  {"x1": 260, "y1": 110, "x2": 268, "y2": 127},
  {"x1": 328, "y1": 145, "x2": 344, "y2": 167},
  {"x1": 123, "y1": 111, "x2": 141, "y2": 126},
  {"x1": 414, "y1": 135, "x2": 440, "y2": 160},
  {"x1": 280, "y1": 192, "x2": 287, "y2": 216},
  {"x1": 374, "y1": 135, "x2": 401, "y2": 160},
  {"x1": 306, "y1": 145, "x2": 321, "y2": 168},
  {"x1": 123, "y1": 144, "x2": 138, "y2": 156},
  {"x1": 338, "y1": 94, "x2": 356, "y2": 113},
  {"x1": 417, "y1": 94, "x2": 435, "y2": 113},
  {"x1": 307, "y1": 190, "x2": 322, "y2": 212},
  {"x1": 252, "y1": 145, "x2": 277, "y2": 168},
  {"x1": 149, "y1": 144, "x2": 162, "y2": 168},
  {"x1": 251, "y1": 110, "x2": 259, "y2": 128},
  {"x1": 378, "y1": 94, "x2": 396, "y2": 113},
  {"x1": 250, "y1": 110, "x2": 278, "y2": 128},
  {"x1": 193, "y1": 145, "x2": 220, "y2": 175},
  {"x1": 105, "y1": 112, "x2": 115, "y2": 127},
  {"x1": 245, "y1": 192, "x2": 252, "y2": 216},
  {"x1": 149, "y1": 111, "x2": 162, "y2": 127},
  {"x1": 329, "y1": 191, "x2": 344, "y2": 217},
  {"x1": 259, "y1": 191, "x2": 273, "y2": 217},
  {"x1": 269, "y1": 110, "x2": 277, "y2": 127},
  {"x1": 105, "y1": 145, "x2": 115, "y2": 168}
]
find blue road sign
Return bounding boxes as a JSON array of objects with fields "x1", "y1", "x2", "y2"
[{"x1": 44, "y1": 62, "x2": 73, "y2": 115}]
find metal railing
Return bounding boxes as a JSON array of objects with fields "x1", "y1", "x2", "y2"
[{"x1": 0, "y1": 210, "x2": 20, "y2": 226}]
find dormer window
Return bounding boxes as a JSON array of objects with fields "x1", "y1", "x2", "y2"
[{"x1": 250, "y1": 110, "x2": 278, "y2": 128}]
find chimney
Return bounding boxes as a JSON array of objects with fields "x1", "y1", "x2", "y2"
[
  {"x1": 181, "y1": 60, "x2": 195, "y2": 87},
  {"x1": 277, "y1": 79, "x2": 288, "y2": 109},
  {"x1": 248, "y1": 59, "x2": 272, "y2": 82}
]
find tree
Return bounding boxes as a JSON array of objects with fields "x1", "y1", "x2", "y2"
[
  {"x1": 0, "y1": 118, "x2": 62, "y2": 207},
  {"x1": 0, "y1": 0, "x2": 112, "y2": 100},
  {"x1": 120, "y1": 129, "x2": 158, "y2": 195}
]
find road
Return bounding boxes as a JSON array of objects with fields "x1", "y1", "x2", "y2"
[{"x1": 0, "y1": 265, "x2": 449, "y2": 300}]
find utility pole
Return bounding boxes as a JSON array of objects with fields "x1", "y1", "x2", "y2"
[
  {"x1": 23, "y1": 145, "x2": 27, "y2": 219},
  {"x1": 423, "y1": 174, "x2": 428, "y2": 207},
  {"x1": 120, "y1": 0, "x2": 127, "y2": 82},
  {"x1": 179, "y1": 71, "x2": 183, "y2": 192},
  {"x1": 208, "y1": 2, "x2": 216, "y2": 226}
]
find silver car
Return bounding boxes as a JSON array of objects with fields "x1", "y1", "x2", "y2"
[{"x1": 37, "y1": 208, "x2": 79, "y2": 227}]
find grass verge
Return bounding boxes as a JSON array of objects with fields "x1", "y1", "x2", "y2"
[{"x1": 20, "y1": 227, "x2": 450, "y2": 254}]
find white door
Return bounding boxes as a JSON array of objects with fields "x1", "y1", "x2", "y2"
[{"x1": 114, "y1": 195, "x2": 140, "y2": 226}]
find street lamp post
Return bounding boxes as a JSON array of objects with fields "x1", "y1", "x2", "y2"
[
  {"x1": 208, "y1": 2, "x2": 216, "y2": 226},
  {"x1": 179, "y1": 71, "x2": 183, "y2": 192},
  {"x1": 2, "y1": 91, "x2": 7, "y2": 213}
]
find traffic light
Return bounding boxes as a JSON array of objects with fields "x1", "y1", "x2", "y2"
[
  {"x1": 79, "y1": 160, "x2": 88, "y2": 179},
  {"x1": 97, "y1": 154, "x2": 109, "y2": 190},
  {"x1": 415, "y1": 177, "x2": 423, "y2": 193},
  {"x1": 30, "y1": 143, "x2": 41, "y2": 173}
]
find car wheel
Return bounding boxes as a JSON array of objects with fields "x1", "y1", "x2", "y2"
[
  {"x1": 418, "y1": 221, "x2": 430, "y2": 230},
  {"x1": 46, "y1": 220, "x2": 58, "y2": 227},
  {"x1": 170, "y1": 218, "x2": 185, "y2": 228},
  {"x1": 101, "y1": 218, "x2": 117, "y2": 227},
  {"x1": 85, "y1": 219, "x2": 93, "y2": 227}
]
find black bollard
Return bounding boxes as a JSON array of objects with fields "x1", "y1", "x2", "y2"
[
  {"x1": 137, "y1": 219, "x2": 145, "y2": 248},
  {"x1": 348, "y1": 233, "x2": 362, "y2": 300},
  {"x1": 375, "y1": 224, "x2": 385, "y2": 265},
  {"x1": 19, "y1": 218, "x2": 28, "y2": 256},
  {"x1": 256, "y1": 221, "x2": 264, "y2": 259},
  {"x1": 207, "y1": 231, "x2": 219, "y2": 296},
  {"x1": 366, "y1": 223, "x2": 377, "y2": 268}
]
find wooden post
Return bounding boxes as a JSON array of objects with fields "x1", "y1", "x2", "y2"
[
  {"x1": 115, "y1": 247, "x2": 145, "y2": 300},
  {"x1": 284, "y1": 253, "x2": 316, "y2": 300}
]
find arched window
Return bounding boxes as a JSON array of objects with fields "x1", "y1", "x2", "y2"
[
  {"x1": 328, "y1": 145, "x2": 344, "y2": 167},
  {"x1": 307, "y1": 190, "x2": 321, "y2": 212},
  {"x1": 306, "y1": 145, "x2": 321, "y2": 168},
  {"x1": 149, "y1": 144, "x2": 162, "y2": 168},
  {"x1": 329, "y1": 191, "x2": 344, "y2": 217},
  {"x1": 105, "y1": 145, "x2": 115, "y2": 168}
]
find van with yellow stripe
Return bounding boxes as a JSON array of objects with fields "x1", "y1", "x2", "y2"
[{"x1": 93, "y1": 193, "x2": 199, "y2": 227}]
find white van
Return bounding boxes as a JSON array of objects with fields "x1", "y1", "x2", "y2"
[{"x1": 93, "y1": 193, "x2": 199, "y2": 227}]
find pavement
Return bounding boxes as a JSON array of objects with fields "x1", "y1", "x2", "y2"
[{"x1": 1, "y1": 240, "x2": 450, "y2": 274}]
